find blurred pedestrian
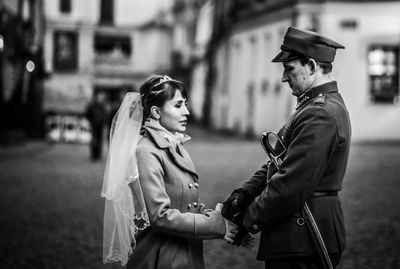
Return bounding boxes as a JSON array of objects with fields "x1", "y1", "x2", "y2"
[
  {"x1": 222, "y1": 26, "x2": 351, "y2": 269},
  {"x1": 85, "y1": 92, "x2": 107, "y2": 161},
  {"x1": 101, "y1": 75, "x2": 239, "y2": 268}
]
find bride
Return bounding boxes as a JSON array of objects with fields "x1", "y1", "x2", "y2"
[{"x1": 101, "y1": 75, "x2": 239, "y2": 269}]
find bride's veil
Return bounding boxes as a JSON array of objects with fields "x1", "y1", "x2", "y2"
[{"x1": 101, "y1": 92, "x2": 149, "y2": 265}]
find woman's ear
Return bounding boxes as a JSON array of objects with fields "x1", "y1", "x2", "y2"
[{"x1": 150, "y1": 106, "x2": 161, "y2": 120}]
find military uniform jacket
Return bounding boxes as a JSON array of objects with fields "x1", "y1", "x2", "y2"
[
  {"x1": 241, "y1": 81, "x2": 351, "y2": 260},
  {"x1": 127, "y1": 124, "x2": 225, "y2": 269}
]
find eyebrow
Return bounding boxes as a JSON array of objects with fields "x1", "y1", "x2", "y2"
[{"x1": 174, "y1": 99, "x2": 186, "y2": 104}]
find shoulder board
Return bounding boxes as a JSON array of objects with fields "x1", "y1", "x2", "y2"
[{"x1": 313, "y1": 93, "x2": 326, "y2": 105}]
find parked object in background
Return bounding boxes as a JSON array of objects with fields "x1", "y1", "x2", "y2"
[
  {"x1": 78, "y1": 118, "x2": 92, "y2": 144},
  {"x1": 45, "y1": 115, "x2": 63, "y2": 143},
  {"x1": 45, "y1": 114, "x2": 92, "y2": 144},
  {"x1": 63, "y1": 116, "x2": 79, "y2": 143}
]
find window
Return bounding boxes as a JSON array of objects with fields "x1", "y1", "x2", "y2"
[
  {"x1": 60, "y1": 0, "x2": 71, "y2": 14},
  {"x1": 100, "y1": 0, "x2": 114, "y2": 25},
  {"x1": 368, "y1": 45, "x2": 399, "y2": 104},
  {"x1": 94, "y1": 33, "x2": 131, "y2": 56},
  {"x1": 53, "y1": 31, "x2": 78, "y2": 72}
]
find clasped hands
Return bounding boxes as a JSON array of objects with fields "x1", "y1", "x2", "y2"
[
  {"x1": 214, "y1": 189, "x2": 254, "y2": 249},
  {"x1": 215, "y1": 203, "x2": 254, "y2": 249}
]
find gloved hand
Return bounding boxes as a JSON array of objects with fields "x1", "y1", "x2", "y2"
[
  {"x1": 221, "y1": 189, "x2": 252, "y2": 221},
  {"x1": 231, "y1": 211, "x2": 248, "y2": 246},
  {"x1": 232, "y1": 224, "x2": 248, "y2": 246},
  {"x1": 241, "y1": 233, "x2": 255, "y2": 249}
]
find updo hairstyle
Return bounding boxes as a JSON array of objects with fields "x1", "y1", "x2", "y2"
[{"x1": 139, "y1": 75, "x2": 187, "y2": 122}]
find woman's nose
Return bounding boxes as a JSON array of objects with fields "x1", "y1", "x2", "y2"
[{"x1": 183, "y1": 106, "x2": 190, "y2": 115}]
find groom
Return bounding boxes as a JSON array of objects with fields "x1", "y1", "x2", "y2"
[{"x1": 222, "y1": 26, "x2": 351, "y2": 269}]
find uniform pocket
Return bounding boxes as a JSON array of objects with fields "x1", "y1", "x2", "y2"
[{"x1": 261, "y1": 212, "x2": 314, "y2": 254}]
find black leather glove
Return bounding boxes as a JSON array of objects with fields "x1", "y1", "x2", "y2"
[
  {"x1": 221, "y1": 189, "x2": 252, "y2": 221},
  {"x1": 232, "y1": 211, "x2": 248, "y2": 246}
]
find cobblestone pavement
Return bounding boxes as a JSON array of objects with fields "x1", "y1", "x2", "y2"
[{"x1": 0, "y1": 128, "x2": 399, "y2": 269}]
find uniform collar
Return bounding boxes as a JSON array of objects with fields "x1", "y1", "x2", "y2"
[{"x1": 296, "y1": 81, "x2": 338, "y2": 110}]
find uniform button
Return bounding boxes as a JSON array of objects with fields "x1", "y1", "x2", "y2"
[
  {"x1": 193, "y1": 202, "x2": 198, "y2": 207},
  {"x1": 194, "y1": 183, "x2": 199, "y2": 188},
  {"x1": 188, "y1": 183, "x2": 193, "y2": 189},
  {"x1": 252, "y1": 224, "x2": 258, "y2": 230},
  {"x1": 296, "y1": 218, "x2": 305, "y2": 226},
  {"x1": 187, "y1": 204, "x2": 192, "y2": 209}
]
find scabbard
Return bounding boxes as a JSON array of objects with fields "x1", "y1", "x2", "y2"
[
  {"x1": 301, "y1": 202, "x2": 333, "y2": 269},
  {"x1": 260, "y1": 132, "x2": 333, "y2": 268}
]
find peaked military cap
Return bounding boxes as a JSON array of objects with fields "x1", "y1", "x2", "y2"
[{"x1": 272, "y1": 26, "x2": 345, "y2": 63}]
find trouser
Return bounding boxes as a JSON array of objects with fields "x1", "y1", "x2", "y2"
[
  {"x1": 265, "y1": 253, "x2": 342, "y2": 269},
  {"x1": 90, "y1": 127, "x2": 103, "y2": 159}
]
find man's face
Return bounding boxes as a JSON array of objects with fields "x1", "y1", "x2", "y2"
[{"x1": 281, "y1": 59, "x2": 312, "y2": 97}]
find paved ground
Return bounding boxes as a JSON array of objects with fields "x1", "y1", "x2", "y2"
[{"x1": 0, "y1": 127, "x2": 399, "y2": 269}]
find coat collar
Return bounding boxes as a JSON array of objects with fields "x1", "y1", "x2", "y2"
[
  {"x1": 142, "y1": 126, "x2": 199, "y2": 179},
  {"x1": 296, "y1": 81, "x2": 338, "y2": 110}
]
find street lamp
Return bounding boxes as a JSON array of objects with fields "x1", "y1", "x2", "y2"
[
  {"x1": 0, "y1": 35, "x2": 4, "y2": 52},
  {"x1": 26, "y1": 60, "x2": 35, "y2": 72}
]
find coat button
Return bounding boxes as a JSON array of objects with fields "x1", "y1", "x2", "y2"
[
  {"x1": 194, "y1": 183, "x2": 199, "y2": 188},
  {"x1": 193, "y1": 202, "x2": 198, "y2": 207},
  {"x1": 252, "y1": 224, "x2": 258, "y2": 230},
  {"x1": 188, "y1": 183, "x2": 193, "y2": 189},
  {"x1": 187, "y1": 203, "x2": 192, "y2": 209}
]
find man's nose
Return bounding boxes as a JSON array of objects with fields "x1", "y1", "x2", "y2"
[{"x1": 281, "y1": 72, "x2": 288, "y2": 82}]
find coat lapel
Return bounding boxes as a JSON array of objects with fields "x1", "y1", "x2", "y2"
[{"x1": 143, "y1": 127, "x2": 199, "y2": 179}]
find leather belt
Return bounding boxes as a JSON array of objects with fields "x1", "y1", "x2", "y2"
[{"x1": 312, "y1": 191, "x2": 338, "y2": 197}]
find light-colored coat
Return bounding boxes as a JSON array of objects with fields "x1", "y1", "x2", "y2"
[{"x1": 127, "y1": 125, "x2": 225, "y2": 269}]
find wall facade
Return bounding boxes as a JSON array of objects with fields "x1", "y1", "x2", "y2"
[
  {"x1": 208, "y1": 1, "x2": 400, "y2": 141},
  {"x1": 43, "y1": 0, "x2": 172, "y2": 114}
]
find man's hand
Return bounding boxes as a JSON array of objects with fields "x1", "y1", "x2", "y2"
[
  {"x1": 232, "y1": 224, "x2": 248, "y2": 246},
  {"x1": 221, "y1": 189, "x2": 251, "y2": 221},
  {"x1": 241, "y1": 233, "x2": 255, "y2": 249},
  {"x1": 231, "y1": 211, "x2": 248, "y2": 246}
]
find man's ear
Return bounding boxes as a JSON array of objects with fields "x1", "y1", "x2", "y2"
[
  {"x1": 150, "y1": 106, "x2": 161, "y2": 120},
  {"x1": 308, "y1": 59, "x2": 317, "y2": 75}
]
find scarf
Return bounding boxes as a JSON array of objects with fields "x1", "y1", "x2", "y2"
[{"x1": 143, "y1": 118, "x2": 191, "y2": 150}]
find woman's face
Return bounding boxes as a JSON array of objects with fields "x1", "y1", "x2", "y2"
[{"x1": 159, "y1": 90, "x2": 189, "y2": 133}]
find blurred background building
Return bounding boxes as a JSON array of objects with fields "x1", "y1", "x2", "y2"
[
  {"x1": 42, "y1": 0, "x2": 173, "y2": 143},
  {"x1": 0, "y1": 0, "x2": 45, "y2": 142},
  {"x1": 1, "y1": 0, "x2": 400, "y2": 144},
  {"x1": 190, "y1": 0, "x2": 400, "y2": 141}
]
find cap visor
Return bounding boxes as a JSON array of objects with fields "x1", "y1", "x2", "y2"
[{"x1": 271, "y1": 51, "x2": 300, "y2": 62}]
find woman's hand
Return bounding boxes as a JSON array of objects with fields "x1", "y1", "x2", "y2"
[
  {"x1": 197, "y1": 202, "x2": 206, "y2": 213},
  {"x1": 215, "y1": 203, "x2": 238, "y2": 243}
]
